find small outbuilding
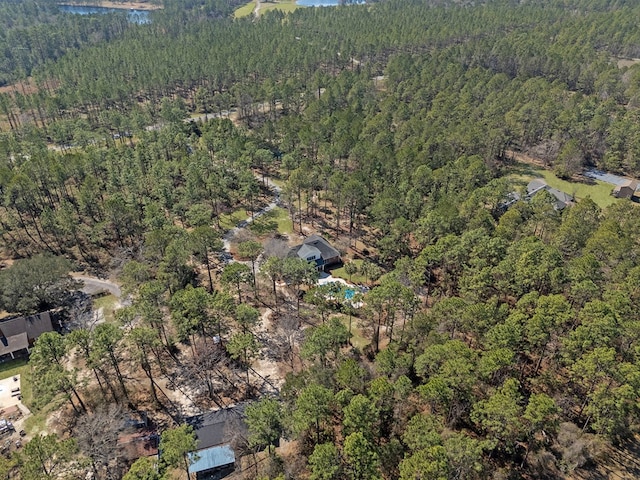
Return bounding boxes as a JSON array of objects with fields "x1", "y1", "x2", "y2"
[{"x1": 612, "y1": 180, "x2": 638, "y2": 199}]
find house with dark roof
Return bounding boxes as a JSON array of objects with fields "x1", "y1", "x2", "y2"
[
  {"x1": 185, "y1": 405, "x2": 247, "y2": 480},
  {"x1": 612, "y1": 179, "x2": 638, "y2": 199},
  {"x1": 118, "y1": 431, "x2": 159, "y2": 462},
  {"x1": 526, "y1": 179, "x2": 573, "y2": 210},
  {"x1": 0, "y1": 312, "x2": 55, "y2": 359},
  {"x1": 288, "y1": 234, "x2": 341, "y2": 271}
]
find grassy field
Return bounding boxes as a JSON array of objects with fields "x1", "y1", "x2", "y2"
[
  {"x1": 0, "y1": 359, "x2": 28, "y2": 381},
  {"x1": 510, "y1": 162, "x2": 620, "y2": 208},
  {"x1": 219, "y1": 208, "x2": 250, "y2": 230},
  {"x1": 271, "y1": 207, "x2": 294, "y2": 234},
  {"x1": 335, "y1": 314, "x2": 369, "y2": 350},
  {"x1": 93, "y1": 294, "x2": 119, "y2": 323},
  {"x1": 259, "y1": 0, "x2": 300, "y2": 14},
  {"x1": 250, "y1": 207, "x2": 294, "y2": 236},
  {"x1": 234, "y1": 1, "x2": 255, "y2": 17},
  {"x1": 331, "y1": 259, "x2": 367, "y2": 284},
  {"x1": 234, "y1": 0, "x2": 300, "y2": 18}
]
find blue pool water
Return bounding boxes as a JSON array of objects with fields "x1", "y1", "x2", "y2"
[
  {"x1": 344, "y1": 288, "x2": 355, "y2": 300},
  {"x1": 58, "y1": 5, "x2": 151, "y2": 24}
]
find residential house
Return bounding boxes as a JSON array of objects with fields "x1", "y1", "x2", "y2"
[
  {"x1": 526, "y1": 179, "x2": 573, "y2": 210},
  {"x1": 186, "y1": 405, "x2": 247, "y2": 480},
  {"x1": 0, "y1": 311, "x2": 55, "y2": 359},
  {"x1": 288, "y1": 234, "x2": 341, "y2": 271},
  {"x1": 612, "y1": 179, "x2": 638, "y2": 199}
]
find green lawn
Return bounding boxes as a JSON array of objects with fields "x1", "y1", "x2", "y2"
[
  {"x1": 235, "y1": 0, "x2": 300, "y2": 18},
  {"x1": 249, "y1": 207, "x2": 293, "y2": 236},
  {"x1": 93, "y1": 294, "x2": 119, "y2": 323},
  {"x1": 0, "y1": 359, "x2": 33, "y2": 411},
  {"x1": 234, "y1": 1, "x2": 255, "y2": 17},
  {"x1": 24, "y1": 397, "x2": 62, "y2": 435},
  {"x1": 510, "y1": 163, "x2": 620, "y2": 208},
  {"x1": 335, "y1": 314, "x2": 369, "y2": 350},
  {"x1": 331, "y1": 259, "x2": 367, "y2": 285},
  {"x1": 272, "y1": 207, "x2": 294, "y2": 234},
  {"x1": 269, "y1": 178, "x2": 285, "y2": 188},
  {"x1": 0, "y1": 358, "x2": 28, "y2": 381},
  {"x1": 219, "y1": 208, "x2": 250, "y2": 230},
  {"x1": 259, "y1": 0, "x2": 300, "y2": 14}
]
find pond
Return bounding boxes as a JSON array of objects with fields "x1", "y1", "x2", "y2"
[{"x1": 58, "y1": 4, "x2": 151, "y2": 24}]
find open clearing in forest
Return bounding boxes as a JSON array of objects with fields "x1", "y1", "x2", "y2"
[
  {"x1": 330, "y1": 259, "x2": 367, "y2": 285},
  {"x1": 249, "y1": 207, "x2": 293, "y2": 236},
  {"x1": 234, "y1": 1, "x2": 255, "y2": 17},
  {"x1": 258, "y1": 0, "x2": 300, "y2": 14},
  {"x1": 234, "y1": 0, "x2": 300, "y2": 18},
  {"x1": 219, "y1": 208, "x2": 250, "y2": 231},
  {"x1": 615, "y1": 57, "x2": 640, "y2": 69},
  {"x1": 92, "y1": 294, "x2": 119, "y2": 323},
  {"x1": 335, "y1": 314, "x2": 369, "y2": 350},
  {"x1": 508, "y1": 161, "x2": 620, "y2": 208}
]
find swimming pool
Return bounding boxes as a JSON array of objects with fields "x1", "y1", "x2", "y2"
[{"x1": 344, "y1": 288, "x2": 356, "y2": 300}]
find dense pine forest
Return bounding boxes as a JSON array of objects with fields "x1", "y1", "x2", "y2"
[{"x1": 2, "y1": 0, "x2": 640, "y2": 478}]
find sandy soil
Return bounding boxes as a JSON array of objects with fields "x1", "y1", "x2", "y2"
[
  {"x1": 0, "y1": 78, "x2": 39, "y2": 95},
  {"x1": 0, "y1": 376, "x2": 31, "y2": 453},
  {"x1": 505, "y1": 149, "x2": 547, "y2": 168},
  {"x1": 252, "y1": 309, "x2": 285, "y2": 393},
  {"x1": 616, "y1": 57, "x2": 640, "y2": 69}
]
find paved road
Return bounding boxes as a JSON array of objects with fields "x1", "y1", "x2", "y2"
[
  {"x1": 584, "y1": 168, "x2": 639, "y2": 189},
  {"x1": 72, "y1": 274, "x2": 121, "y2": 298}
]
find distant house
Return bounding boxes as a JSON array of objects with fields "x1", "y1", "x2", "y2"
[
  {"x1": 118, "y1": 431, "x2": 159, "y2": 462},
  {"x1": 612, "y1": 179, "x2": 638, "y2": 199},
  {"x1": 0, "y1": 312, "x2": 55, "y2": 359},
  {"x1": 526, "y1": 179, "x2": 573, "y2": 210},
  {"x1": 288, "y1": 234, "x2": 341, "y2": 271},
  {"x1": 118, "y1": 411, "x2": 158, "y2": 463},
  {"x1": 186, "y1": 405, "x2": 247, "y2": 480}
]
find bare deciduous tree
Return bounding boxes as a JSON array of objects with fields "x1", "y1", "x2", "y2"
[{"x1": 73, "y1": 404, "x2": 127, "y2": 480}]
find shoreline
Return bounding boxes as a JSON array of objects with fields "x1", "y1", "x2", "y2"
[{"x1": 57, "y1": 1, "x2": 163, "y2": 11}]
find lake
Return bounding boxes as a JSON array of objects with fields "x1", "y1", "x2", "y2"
[{"x1": 58, "y1": 5, "x2": 151, "y2": 24}]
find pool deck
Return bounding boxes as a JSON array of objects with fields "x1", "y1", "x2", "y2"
[
  {"x1": 318, "y1": 273, "x2": 350, "y2": 287},
  {"x1": 317, "y1": 273, "x2": 364, "y2": 306}
]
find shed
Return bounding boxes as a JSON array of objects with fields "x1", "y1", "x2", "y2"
[
  {"x1": 188, "y1": 445, "x2": 235, "y2": 479},
  {"x1": 612, "y1": 179, "x2": 638, "y2": 199}
]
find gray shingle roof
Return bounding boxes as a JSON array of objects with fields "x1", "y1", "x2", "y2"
[
  {"x1": 186, "y1": 404, "x2": 246, "y2": 451},
  {"x1": 525, "y1": 179, "x2": 573, "y2": 210},
  {"x1": 301, "y1": 235, "x2": 340, "y2": 260},
  {"x1": 297, "y1": 244, "x2": 322, "y2": 261},
  {"x1": 0, "y1": 312, "x2": 54, "y2": 356},
  {"x1": 0, "y1": 333, "x2": 28, "y2": 357}
]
